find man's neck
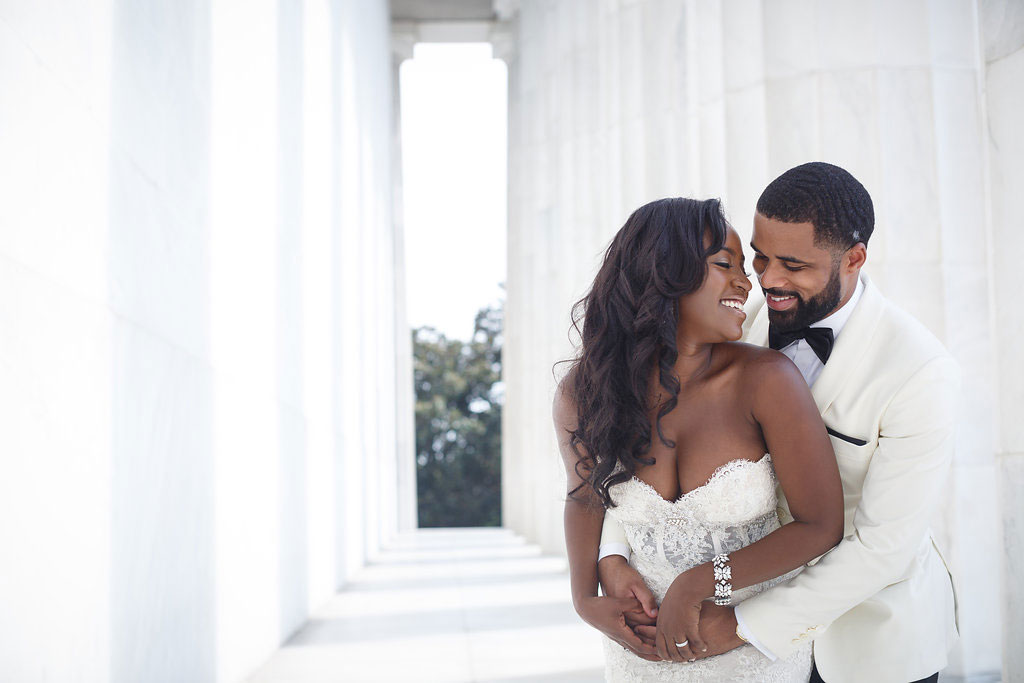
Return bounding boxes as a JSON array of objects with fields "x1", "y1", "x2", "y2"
[{"x1": 811, "y1": 274, "x2": 863, "y2": 330}]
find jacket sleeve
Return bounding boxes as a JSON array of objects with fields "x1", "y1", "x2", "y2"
[
  {"x1": 734, "y1": 354, "x2": 959, "y2": 658},
  {"x1": 599, "y1": 511, "x2": 629, "y2": 556}
]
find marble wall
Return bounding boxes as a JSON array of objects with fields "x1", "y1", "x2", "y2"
[
  {"x1": 981, "y1": 2, "x2": 1024, "y2": 681},
  {"x1": 0, "y1": 0, "x2": 411, "y2": 681},
  {"x1": 501, "y1": 1, "x2": 1020, "y2": 680}
]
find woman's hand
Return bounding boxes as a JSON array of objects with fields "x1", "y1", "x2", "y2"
[
  {"x1": 654, "y1": 569, "x2": 709, "y2": 662},
  {"x1": 575, "y1": 595, "x2": 662, "y2": 661},
  {"x1": 597, "y1": 555, "x2": 659, "y2": 630},
  {"x1": 637, "y1": 601, "x2": 744, "y2": 660}
]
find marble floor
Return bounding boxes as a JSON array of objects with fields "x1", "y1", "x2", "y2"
[{"x1": 245, "y1": 528, "x2": 606, "y2": 683}]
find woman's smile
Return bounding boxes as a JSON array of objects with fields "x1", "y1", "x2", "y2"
[{"x1": 720, "y1": 298, "x2": 746, "y2": 318}]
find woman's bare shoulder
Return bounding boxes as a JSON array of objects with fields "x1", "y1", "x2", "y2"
[
  {"x1": 717, "y1": 341, "x2": 790, "y2": 366},
  {"x1": 552, "y1": 369, "x2": 578, "y2": 430},
  {"x1": 718, "y1": 342, "x2": 803, "y2": 388}
]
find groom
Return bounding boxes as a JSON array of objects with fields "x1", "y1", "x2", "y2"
[{"x1": 597, "y1": 162, "x2": 959, "y2": 683}]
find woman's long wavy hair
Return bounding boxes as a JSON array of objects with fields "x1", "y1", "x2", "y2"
[{"x1": 562, "y1": 197, "x2": 729, "y2": 507}]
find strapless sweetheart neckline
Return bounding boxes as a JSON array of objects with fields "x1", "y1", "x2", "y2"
[{"x1": 628, "y1": 453, "x2": 772, "y2": 505}]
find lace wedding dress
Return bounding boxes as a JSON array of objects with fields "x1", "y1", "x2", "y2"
[{"x1": 603, "y1": 454, "x2": 812, "y2": 682}]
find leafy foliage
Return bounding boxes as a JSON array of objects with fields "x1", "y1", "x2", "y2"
[{"x1": 414, "y1": 302, "x2": 503, "y2": 527}]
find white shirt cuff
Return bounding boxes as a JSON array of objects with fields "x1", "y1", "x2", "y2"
[
  {"x1": 597, "y1": 542, "x2": 630, "y2": 562},
  {"x1": 734, "y1": 605, "x2": 777, "y2": 661}
]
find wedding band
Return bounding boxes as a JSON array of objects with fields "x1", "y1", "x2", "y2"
[{"x1": 674, "y1": 640, "x2": 688, "y2": 648}]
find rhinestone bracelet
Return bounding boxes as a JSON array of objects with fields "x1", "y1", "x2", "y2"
[{"x1": 712, "y1": 553, "x2": 732, "y2": 606}]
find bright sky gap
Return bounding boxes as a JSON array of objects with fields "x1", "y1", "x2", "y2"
[{"x1": 400, "y1": 43, "x2": 508, "y2": 341}]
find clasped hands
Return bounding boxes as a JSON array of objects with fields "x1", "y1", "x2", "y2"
[{"x1": 587, "y1": 556, "x2": 745, "y2": 663}]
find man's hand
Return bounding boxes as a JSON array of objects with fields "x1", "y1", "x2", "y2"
[
  {"x1": 597, "y1": 555, "x2": 659, "y2": 629},
  {"x1": 636, "y1": 602, "x2": 745, "y2": 661},
  {"x1": 575, "y1": 595, "x2": 661, "y2": 661},
  {"x1": 694, "y1": 602, "x2": 745, "y2": 659}
]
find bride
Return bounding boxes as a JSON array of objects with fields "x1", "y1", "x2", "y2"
[{"x1": 553, "y1": 197, "x2": 844, "y2": 681}]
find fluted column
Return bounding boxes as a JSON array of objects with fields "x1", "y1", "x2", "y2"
[
  {"x1": 981, "y1": 3, "x2": 1024, "y2": 680},
  {"x1": 391, "y1": 28, "x2": 418, "y2": 533}
]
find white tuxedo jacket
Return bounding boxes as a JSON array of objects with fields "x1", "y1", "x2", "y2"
[{"x1": 601, "y1": 274, "x2": 959, "y2": 682}]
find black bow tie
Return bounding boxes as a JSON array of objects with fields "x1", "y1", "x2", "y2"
[{"x1": 768, "y1": 326, "x2": 835, "y2": 364}]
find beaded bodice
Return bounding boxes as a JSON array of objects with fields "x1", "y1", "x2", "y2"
[{"x1": 606, "y1": 454, "x2": 780, "y2": 601}]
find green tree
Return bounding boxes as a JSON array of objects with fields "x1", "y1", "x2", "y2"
[{"x1": 414, "y1": 302, "x2": 503, "y2": 527}]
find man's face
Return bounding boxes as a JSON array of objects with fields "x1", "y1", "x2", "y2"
[{"x1": 750, "y1": 212, "x2": 845, "y2": 332}]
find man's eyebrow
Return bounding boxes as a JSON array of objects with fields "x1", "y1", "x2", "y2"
[{"x1": 749, "y1": 241, "x2": 809, "y2": 265}]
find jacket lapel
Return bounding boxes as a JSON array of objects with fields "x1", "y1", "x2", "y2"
[{"x1": 808, "y1": 274, "x2": 885, "y2": 415}]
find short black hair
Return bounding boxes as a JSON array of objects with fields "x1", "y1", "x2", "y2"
[{"x1": 756, "y1": 162, "x2": 874, "y2": 252}]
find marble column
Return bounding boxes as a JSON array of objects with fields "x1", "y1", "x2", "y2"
[
  {"x1": 391, "y1": 28, "x2": 419, "y2": 533},
  {"x1": 0, "y1": 0, "x2": 404, "y2": 679},
  {"x1": 980, "y1": 2, "x2": 1024, "y2": 680}
]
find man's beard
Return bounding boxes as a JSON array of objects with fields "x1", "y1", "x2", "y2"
[{"x1": 765, "y1": 263, "x2": 843, "y2": 332}]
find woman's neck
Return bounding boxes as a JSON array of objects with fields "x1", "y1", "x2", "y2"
[{"x1": 673, "y1": 340, "x2": 714, "y2": 385}]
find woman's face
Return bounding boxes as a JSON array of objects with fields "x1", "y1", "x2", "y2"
[{"x1": 677, "y1": 227, "x2": 752, "y2": 343}]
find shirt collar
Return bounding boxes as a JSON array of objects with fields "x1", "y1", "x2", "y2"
[{"x1": 810, "y1": 275, "x2": 864, "y2": 339}]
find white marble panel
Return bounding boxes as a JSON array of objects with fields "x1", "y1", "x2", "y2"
[
  {"x1": 985, "y1": 46, "x2": 1024, "y2": 453},
  {"x1": 940, "y1": 264, "x2": 997, "y2": 467},
  {"x1": 109, "y1": 315, "x2": 217, "y2": 683},
  {"x1": 998, "y1": 452, "x2": 1024, "y2": 681},
  {"x1": 878, "y1": 263, "x2": 946, "y2": 340},
  {"x1": 723, "y1": 85, "x2": 768, "y2": 231},
  {"x1": 0, "y1": 17, "x2": 110, "y2": 306},
  {"x1": 277, "y1": 403, "x2": 311, "y2": 636},
  {"x1": 815, "y1": 1, "x2": 878, "y2": 70},
  {"x1": 931, "y1": 68, "x2": 987, "y2": 268},
  {"x1": 213, "y1": 366, "x2": 284, "y2": 682},
  {"x1": 762, "y1": 0, "x2": 818, "y2": 80},
  {"x1": 694, "y1": 0, "x2": 725, "y2": 106},
  {"x1": 209, "y1": 0, "x2": 278, "y2": 390},
  {"x1": 644, "y1": 110, "x2": 687, "y2": 200},
  {"x1": 928, "y1": 0, "x2": 980, "y2": 68},
  {"x1": 0, "y1": 0, "x2": 113, "y2": 116},
  {"x1": 698, "y1": 100, "x2": 728, "y2": 198},
  {"x1": 943, "y1": 462, "x2": 1004, "y2": 677},
  {"x1": 874, "y1": 68, "x2": 942, "y2": 265},
  {"x1": 817, "y1": 69, "x2": 880, "y2": 185},
  {"x1": 518, "y1": 35, "x2": 542, "y2": 94},
  {"x1": 873, "y1": 0, "x2": 932, "y2": 67},
  {"x1": 638, "y1": 0, "x2": 674, "y2": 120},
  {"x1": 722, "y1": 0, "x2": 764, "y2": 93},
  {"x1": 618, "y1": 1, "x2": 644, "y2": 120},
  {"x1": 107, "y1": 146, "x2": 211, "y2": 359},
  {"x1": 621, "y1": 117, "x2": 649, "y2": 207},
  {"x1": 763, "y1": 74, "x2": 820, "y2": 174},
  {"x1": 0, "y1": 261, "x2": 112, "y2": 682}
]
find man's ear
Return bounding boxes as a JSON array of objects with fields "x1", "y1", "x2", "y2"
[{"x1": 845, "y1": 243, "x2": 867, "y2": 273}]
